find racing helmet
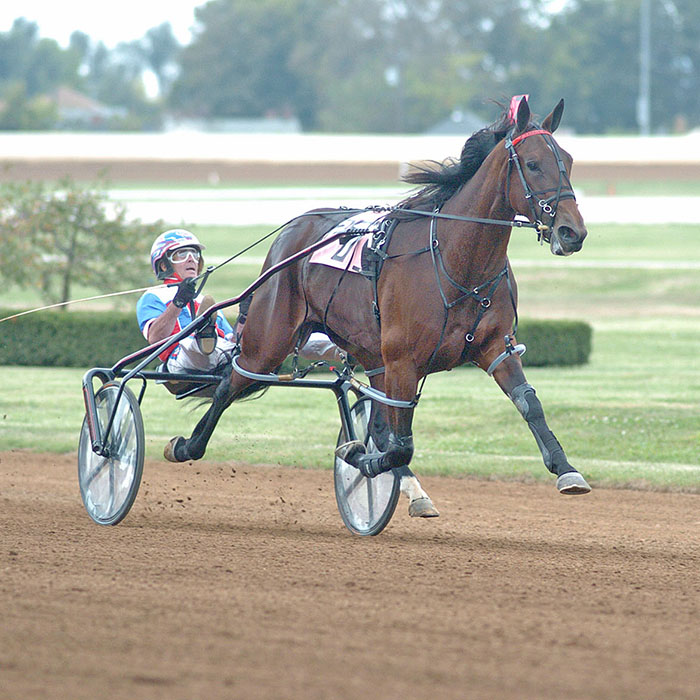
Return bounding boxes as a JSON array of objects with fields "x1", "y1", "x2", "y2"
[{"x1": 150, "y1": 229, "x2": 205, "y2": 280}]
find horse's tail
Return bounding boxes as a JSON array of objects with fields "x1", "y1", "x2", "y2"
[
  {"x1": 232, "y1": 382, "x2": 269, "y2": 403},
  {"x1": 185, "y1": 381, "x2": 269, "y2": 411}
]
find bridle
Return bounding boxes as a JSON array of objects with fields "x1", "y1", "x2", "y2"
[
  {"x1": 387, "y1": 127, "x2": 578, "y2": 243},
  {"x1": 504, "y1": 128, "x2": 577, "y2": 243},
  {"x1": 407, "y1": 126, "x2": 580, "y2": 390}
]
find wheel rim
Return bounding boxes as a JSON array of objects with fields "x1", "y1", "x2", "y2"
[
  {"x1": 78, "y1": 384, "x2": 144, "y2": 525},
  {"x1": 334, "y1": 398, "x2": 399, "y2": 536}
]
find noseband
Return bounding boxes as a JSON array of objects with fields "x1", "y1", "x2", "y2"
[{"x1": 504, "y1": 128, "x2": 577, "y2": 243}]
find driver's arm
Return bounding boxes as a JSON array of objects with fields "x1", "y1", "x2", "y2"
[{"x1": 146, "y1": 303, "x2": 182, "y2": 344}]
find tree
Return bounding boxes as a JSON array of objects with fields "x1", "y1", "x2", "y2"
[
  {"x1": 643, "y1": 0, "x2": 700, "y2": 132},
  {"x1": 0, "y1": 19, "x2": 40, "y2": 89},
  {"x1": 137, "y1": 23, "x2": 181, "y2": 96},
  {"x1": 503, "y1": 0, "x2": 700, "y2": 134},
  {"x1": 79, "y1": 40, "x2": 163, "y2": 129},
  {"x1": 0, "y1": 20, "x2": 167, "y2": 131},
  {"x1": 0, "y1": 82, "x2": 57, "y2": 129},
  {"x1": 0, "y1": 179, "x2": 163, "y2": 307},
  {"x1": 169, "y1": 0, "x2": 545, "y2": 132},
  {"x1": 0, "y1": 19, "x2": 82, "y2": 97},
  {"x1": 170, "y1": 0, "x2": 324, "y2": 128}
]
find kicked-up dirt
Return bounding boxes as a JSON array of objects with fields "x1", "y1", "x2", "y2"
[{"x1": 1, "y1": 450, "x2": 698, "y2": 700}]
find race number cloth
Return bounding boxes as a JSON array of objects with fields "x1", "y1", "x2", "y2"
[{"x1": 309, "y1": 211, "x2": 386, "y2": 273}]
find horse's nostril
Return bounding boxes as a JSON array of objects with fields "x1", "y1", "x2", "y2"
[{"x1": 558, "y1": 226, "x2": 578, "y2": 243}]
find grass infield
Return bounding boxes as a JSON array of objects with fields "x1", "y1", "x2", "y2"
[
  {"x1": 1, "y1": 317, "x2": 698, "y2": 492},
  {"x1": 1, "y1": 220, "x2": 698, "y2": 491}
]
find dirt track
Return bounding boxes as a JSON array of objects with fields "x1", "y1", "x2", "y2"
[
  {"x1": 1, "y1": 451, "x2": 698, "y2": 700},
  {"x1": 2, "y1": 159, "x2": 699, "y2": 185}
]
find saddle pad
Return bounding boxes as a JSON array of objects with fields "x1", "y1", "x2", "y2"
[{"x1": 309, "y1": 211, "x2": 386, "y2": 273}]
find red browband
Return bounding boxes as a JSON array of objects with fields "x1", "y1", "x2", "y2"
[{"x1": 510, "y1": 129, "x2": 552, "y2": 147}]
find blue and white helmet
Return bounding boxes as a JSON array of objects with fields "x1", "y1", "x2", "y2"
[{"x1": 150, "y1": 229, "x2": 205, "y2": 279}]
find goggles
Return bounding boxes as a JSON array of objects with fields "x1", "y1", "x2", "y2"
[{"x1": 168, "y1": 247, "x2": 201, "y2": 263}]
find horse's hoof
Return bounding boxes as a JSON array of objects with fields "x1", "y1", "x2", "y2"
[
  {"x1": 335, "y1": 440, "x2": 366, "y2": 464},
  {"x1": 557, "y1": 472, "x2": 591, "y2": 495},
  {"x1": 408, "y1": 497, "x2": 440, "y2": 518},
  {"x1": 164, "y1": 436, "x2": 188, "y2": 463}
]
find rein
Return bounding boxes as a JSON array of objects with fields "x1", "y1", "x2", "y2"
[
  {"x1": 2, "y1": 130, "x2": 573, "y2": 333},
  {"x1": 390, "y1": 206, "x2": 540, "y2": 231}
]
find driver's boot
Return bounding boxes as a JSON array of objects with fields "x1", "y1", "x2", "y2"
[{"x1": 195, "y1": 295, "x2": 217, "y2": 355}]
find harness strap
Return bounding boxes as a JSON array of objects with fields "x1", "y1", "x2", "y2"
[
  {"x1": 422, "y1": 211, "x2": 513, "y2": 384},
  {"x1": 365, "y1": 366, "x2": 385, "y2": 378},
  {"x1": 462, "y1": 266, "x2": 508, "y2": 345},
  {"x1": 510, "y1": 129, "x2": 551, "y2": 147},
  {"x1": 486, "y1": 342, "x2": 527, "y2": 376},
  {"x1": 393, "y1": 206, "x2": 535, "y2": 230}
]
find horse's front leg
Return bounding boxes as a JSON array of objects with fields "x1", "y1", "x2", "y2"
[
  {"x1": 365, "y1": 385, "x2": 439, "y2": 518},
  {"x1": 339, "y1": 360, "x2": 419, "y2": 476},
  {"x1": 490, "y1": 355, "x2": 591, "y2": 494}
]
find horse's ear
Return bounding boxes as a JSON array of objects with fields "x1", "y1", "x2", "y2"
[
  {"x1": 542, "y1": 99, "x2": 565, "y2": 133},
  {"x1": 515, "y1": 96, "x2": 530, "y2": 133}
]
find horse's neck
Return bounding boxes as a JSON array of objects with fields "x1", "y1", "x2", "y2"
[{"x1": 439, "y1": 159, "x2": 513, "y2": 280}]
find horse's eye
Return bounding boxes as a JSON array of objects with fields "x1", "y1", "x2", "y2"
[{"x1": 526, "y1": 161, "x2": 540, "y2": 172}]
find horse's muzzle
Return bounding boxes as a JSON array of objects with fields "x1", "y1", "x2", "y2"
[{"x1": 551, "y1": 224, "x2": 586, "y2": 256}]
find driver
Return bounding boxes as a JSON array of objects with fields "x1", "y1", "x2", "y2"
[
  {"x1": 137, "y1": 229, "x2": 347, "y2": 378},
  {"x1": 137, "y1": 229, "x2": 237, "y2": 373}
]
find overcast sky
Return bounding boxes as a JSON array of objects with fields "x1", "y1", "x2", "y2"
[{"x1": 0, "y1": 1, "x2": 206, "y2": 47}]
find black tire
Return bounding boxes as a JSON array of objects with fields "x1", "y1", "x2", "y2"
[
  {"x1": 334, "y1": 397, "x2": 400, "y2": 536},
  {"x1": 78, "y1": 382, "x2": 145, "y2": 526}
]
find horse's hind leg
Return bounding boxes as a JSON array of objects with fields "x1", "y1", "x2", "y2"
[
  {"x1": 367, "y1": 396, "x2": 439, "y2": 518},
  {"x1": 339, "y1": 361, "x2": 439, "y2": 517},
  {"x1": 490, "y1": 356, "x2": 591, "y2": 494},
  {"x1": 164, "y1": 363, "x2": 254, "y2": 462},
  {"x1": 165, "y1": 269, "x2": 305, "y2": 463}
]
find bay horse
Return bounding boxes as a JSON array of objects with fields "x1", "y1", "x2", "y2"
[{"x1": 164, "y1": 96, "x2": 592, "y2": 515}]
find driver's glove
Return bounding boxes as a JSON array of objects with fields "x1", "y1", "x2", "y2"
[{"x1": 172, "y1": 278, "x2": 197, "y2": 308}]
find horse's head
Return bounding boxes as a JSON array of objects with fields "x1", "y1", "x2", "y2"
[{"x1": 505, "y1": 98, "x2": 587, "y2": 256}]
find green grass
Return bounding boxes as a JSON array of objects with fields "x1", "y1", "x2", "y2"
[
  {"x1": 510, "y1": 223, "x2": 700, "y2": 261},
  {"x1": 1, "y1": 215, "x2": 699, "y2": 492},
  {"x1": 0, "y1": 317, "x2": 698, "y2": 491},
  {"x1": 573, "y1": 178, "x2": 700, "y2": 196},
  {"x1": 3, "y1": 222, "x2": 699, "y2": 319}
]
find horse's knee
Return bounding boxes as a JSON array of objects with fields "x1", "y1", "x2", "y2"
[{"x1": 509, "y1": 382, "x2": 543, "y2": 422}]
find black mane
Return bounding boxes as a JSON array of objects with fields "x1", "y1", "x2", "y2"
[{"x1": 396, "y1": 108, "x2": 515, "y2": 217}]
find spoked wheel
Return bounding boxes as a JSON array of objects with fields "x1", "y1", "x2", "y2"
[
  {"x1": 78, "y1": 382, "x2": 145, "y2": 526},
  {"x1": 334, "y1": 397, "x2": 400, "y2": 536}
]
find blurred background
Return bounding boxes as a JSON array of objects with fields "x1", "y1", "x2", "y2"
[
  {"x1": 0, "y1": 0, "x2": 698, "y2": 490},
  {"x1": 0, "y1": 0, "x2": 697, "y2": 136}
]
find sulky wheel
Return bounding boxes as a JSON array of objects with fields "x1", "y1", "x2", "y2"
[
  {"x1": 78, "y1": 382, "x2": 145, "y2": 526},
  {"x1": 334, "y1": 397, "x2": 400, "y2": 536}
]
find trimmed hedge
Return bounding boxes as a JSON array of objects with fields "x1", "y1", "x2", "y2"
[
  {"x1": 0, "y1": 309, "x2": 147, "y2": 369},
  {"x1": 0, "y1": 309, "x2": 591, "y2": 369},
  {"x1": 517, "y1": 320, "x2": 592, "y2": 368}
]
